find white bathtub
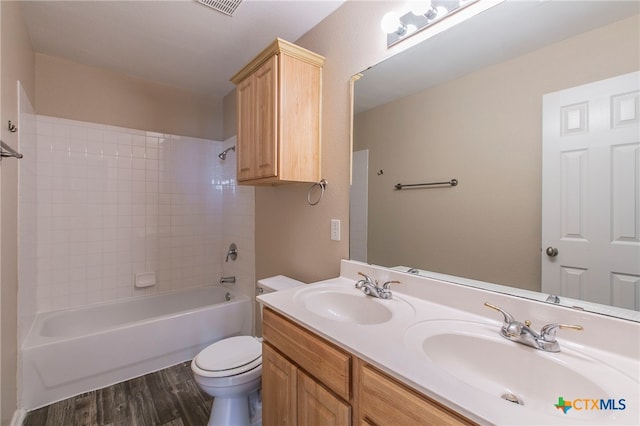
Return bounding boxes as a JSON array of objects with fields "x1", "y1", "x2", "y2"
[{"x1": 21, "y1": 286, "x2": 251, "y2": 410}]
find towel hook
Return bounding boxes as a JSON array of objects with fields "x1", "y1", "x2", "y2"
[{"x1": 307, "y1": 179, "x2": 328, "y2": 206}]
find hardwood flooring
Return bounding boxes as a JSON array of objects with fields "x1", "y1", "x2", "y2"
[{"x1": 23, "y1": 361, "x2": 212, "y2": 426}]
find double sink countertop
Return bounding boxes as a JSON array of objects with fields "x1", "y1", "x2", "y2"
[{"x1": 258, "y1": 260, "x2": 640, "y2": 426}]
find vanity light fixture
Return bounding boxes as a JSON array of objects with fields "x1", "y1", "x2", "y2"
[{"x1": 382, "y1": 0, "x2": 478, "y2": 47}]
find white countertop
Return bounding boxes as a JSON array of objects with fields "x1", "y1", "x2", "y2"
[{"x1": 258, "y1": 260, "x2": 640, "y2": 426}]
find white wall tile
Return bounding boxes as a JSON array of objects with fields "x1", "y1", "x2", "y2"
[{"x1": 24, "y1": 116, "x2": 256, "y2": 313}]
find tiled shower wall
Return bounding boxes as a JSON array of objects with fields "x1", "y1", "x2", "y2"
[{"x1": 30, "y1": 116, "x2": 253, "y2": 313}]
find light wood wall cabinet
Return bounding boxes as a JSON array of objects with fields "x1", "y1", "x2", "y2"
[
  {"x1": 262, "y1": 307, "x2": 477, "y2": 426},
  {"x1": 231, "y1": 39, "x2": 324, "y2": 185}
]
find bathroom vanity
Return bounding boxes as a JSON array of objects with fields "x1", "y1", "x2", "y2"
[
  {"x1": 258, "y1": 260, "x2": 640, "y2": 426},
  {"x1": 262, "y1": 307, "x2": 474, "y2": 425}
]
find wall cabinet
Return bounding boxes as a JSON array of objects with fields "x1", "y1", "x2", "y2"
[
  {"x1": 231, "y1": 38, "x2": 324, "y2": 185},
  {"x1": 262, "y1": 307, "x2": 476, "y2": 426}
]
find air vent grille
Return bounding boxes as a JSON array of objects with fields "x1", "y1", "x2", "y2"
[{"x1": 196, "y1": 0, "x2": 243, "y2": 16}]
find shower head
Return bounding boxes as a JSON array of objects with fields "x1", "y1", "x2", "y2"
[{"x1": 218, "y1": 146, "x2": 235, "y2": 160}]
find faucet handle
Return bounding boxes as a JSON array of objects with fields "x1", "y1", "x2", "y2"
[
  {"x1": 539, "y1": 323, "x2": 583, "y2": 342},
  {"x1": 225, "y1": 243, "x2": 238, "y2": 262},
  {"x1": 382, "y1": 280, "x2": 401, "y2": 290},
  {"x1": 358, "y1": 271, "x2": 374, "y2": 280},
  {"x1": 484, "y1": 302, "x2": 515, "y2": 324},
  {"x1": 356, "y1": 271, "x2": 376, "y2": 287}
]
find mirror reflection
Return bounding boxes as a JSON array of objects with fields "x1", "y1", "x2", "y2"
[{"x1": 351, "y1": 0, "x2": 640, "y2": 319}]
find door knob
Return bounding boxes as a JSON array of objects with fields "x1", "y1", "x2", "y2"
[{"x1": 546, "y1": 246, "x2": 559, "y2": 257}]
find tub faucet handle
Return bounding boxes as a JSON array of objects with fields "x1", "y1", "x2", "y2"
[{"x1": 226, "y1": 243, "x2": 238, "y2": 262}]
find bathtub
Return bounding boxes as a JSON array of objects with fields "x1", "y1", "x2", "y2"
[{"x1": 21, "y1": 286, "x2": 251, "y2": 410}]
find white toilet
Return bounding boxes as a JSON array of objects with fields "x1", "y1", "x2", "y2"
[{"x1": 191, "y1": 275, "x2": 304, "y2": 426}]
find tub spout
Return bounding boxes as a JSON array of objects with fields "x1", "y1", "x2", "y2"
[{"x1": 219, "y1": 276, "x2": 236, "y2": 284}]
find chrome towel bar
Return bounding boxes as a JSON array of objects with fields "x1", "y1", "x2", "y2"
[
  {"x1": 394, "y1": 179, "x2": 458, "y2": 190},
  {"x1": 0, "y1": 140, "x2": 23, "y2": 159}
]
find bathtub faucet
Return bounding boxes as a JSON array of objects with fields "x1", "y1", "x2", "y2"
[{"x1": 219, "y1": 276, "x2": 236, "y2": 284}]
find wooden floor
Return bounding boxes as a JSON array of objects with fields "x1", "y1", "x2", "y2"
[{"x1": 23, "y1": 361, "x2": 212, "y2": 426}]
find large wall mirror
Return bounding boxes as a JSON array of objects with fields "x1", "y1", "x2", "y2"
[{"x1": 351, "y1": 0, "x2": 640, "y2": 320}]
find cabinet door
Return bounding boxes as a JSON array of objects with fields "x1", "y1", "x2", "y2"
[
  {"x1": 236, "y1": 75, "x2": 256, "y2": 181},
  {"x1": 253, "y1": 55, "x2": 278, "y2": 179},
  {"x1": 236, "y1": 55, "x2": 278, "y2": 181},
  {"x1": 262, "y1": 343, "x2": 297, "y2": 426},
  {"x1": 297, "y1": 370, "x2": 350, "y2": 426}
]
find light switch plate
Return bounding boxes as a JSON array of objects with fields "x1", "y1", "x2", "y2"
[{"x1": 331, "y1": 219, "x2": 341, "y2": 241}]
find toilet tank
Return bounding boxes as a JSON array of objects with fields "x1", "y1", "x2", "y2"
[
  {"x1": 255, "y1": 275, "x2": 304, "y2": 335},
  {"x1": 257, "y1": 275, "x2": 304, "y2": 296}
]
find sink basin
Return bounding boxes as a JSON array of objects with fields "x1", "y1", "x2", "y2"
[
  {"x1": 404, "y1": 320, "x2": 639, "y2": 420},
  {"x1": 293, "y1": 284, "x2": 415, "y2": 325}
]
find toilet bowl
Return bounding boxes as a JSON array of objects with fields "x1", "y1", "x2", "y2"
[{"x1": 191, "y1": 275, "x2": 304, "y2": 426}]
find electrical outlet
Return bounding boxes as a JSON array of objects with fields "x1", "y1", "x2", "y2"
[{"x1": 330, "y1": 219, "x2": 341, "y2": 241}]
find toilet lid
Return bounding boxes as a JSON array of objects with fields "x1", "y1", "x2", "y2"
[{"x1": 195, "y1": 336, "x2": 262, "y2": 374}]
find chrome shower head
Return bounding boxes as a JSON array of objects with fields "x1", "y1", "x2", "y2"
[{"x1": 218, "y1": 146, "x2": 235, "y2": 160}]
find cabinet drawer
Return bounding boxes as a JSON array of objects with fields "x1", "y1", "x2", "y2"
[
  {"x1": 263, "y1": 308, "x2": 351, "y2": 400},
  {"x1": 359, "y1": 364, "x2": 476, "y2": 426}
]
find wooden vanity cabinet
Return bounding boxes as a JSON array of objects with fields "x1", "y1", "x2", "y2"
[
  {"x1": 262, "y1": 343, "x2": 297, "y2": 425},
  {"x1": 358, "y1": 363, "x2": 476, "y2": 426},
  {"x1": 262, "y1": 307, "x2": 477, "y2": 426},
  {"x1": 262, "y1": 308, "x2": 351, "y2": 426},
  {"x1": 231, "y1": 38, "x2": 324, "y2": 185}
]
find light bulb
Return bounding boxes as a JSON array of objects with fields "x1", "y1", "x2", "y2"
[
  {"x1": 380, "y1": 11, "x2": 403, "y2": 34},
  {"x1": 431, "y1": 5, "x2": 448, "y2": 20},
  {"x1": 410, "y1": 1, "x2": 433, "y2": 16}
]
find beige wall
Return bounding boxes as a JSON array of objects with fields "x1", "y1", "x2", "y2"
[
  {"x1": 223, "y1": 89, "x2": 236, "y2": 141},
  {"x1": 354, "y1": 15, "x2": 640, "y2": 291},
  {"x1": 242, "y1": 1, "x2": 400, "y2": 283},
  {"x1": 235, "y1": 0, "x2": 524, "y2": 284},
  {"x1": 36, "y1": 54, "x2": 223, "y2": 140},
  {"x1": 1, "y1": 2, "x2": 35, "y2": 423}
]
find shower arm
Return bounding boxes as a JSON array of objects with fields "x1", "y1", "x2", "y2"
[{"x1": 218, "y1": 146, "x2": 236, "y2": 160}]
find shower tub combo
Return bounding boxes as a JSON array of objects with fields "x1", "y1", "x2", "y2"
[{"x1": 22, "y1": 286, "x2": 251, "y2": 410}]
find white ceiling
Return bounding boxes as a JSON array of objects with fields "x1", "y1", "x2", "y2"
[{"x1": 20, "y1": 0, "x2": 345, "y2": 99}]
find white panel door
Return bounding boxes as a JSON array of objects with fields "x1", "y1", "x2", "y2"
[{"x1": 542, "y1": 71, "x2": 640, "y2": 309}]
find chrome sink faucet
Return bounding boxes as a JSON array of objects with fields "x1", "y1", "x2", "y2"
[
  {"x1": 355, "y1": 272, "x2": 400, "y2": 300},
  {"x1": 484, "y1": 302, "x2": 582, "y2": 352}
]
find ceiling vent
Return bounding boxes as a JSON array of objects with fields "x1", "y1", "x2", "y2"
[{"x1": 196, "y1": 0, "x2": 243, "y2": 16}]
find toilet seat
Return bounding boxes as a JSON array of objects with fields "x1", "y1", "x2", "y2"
[{"x1": 194, "y1": 336, "x2": 262, "y2": 378}]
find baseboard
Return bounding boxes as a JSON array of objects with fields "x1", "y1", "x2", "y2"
[{"x1": 10, "y1": 408, "x2": 26, "y2": 426}]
